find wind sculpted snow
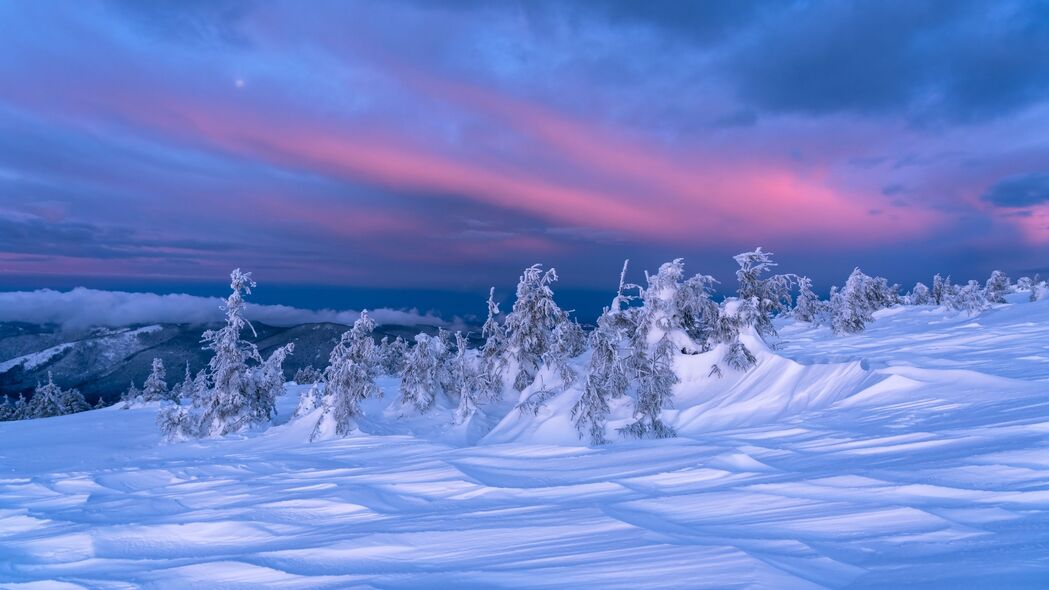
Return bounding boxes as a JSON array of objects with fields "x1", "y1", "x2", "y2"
[{"x1": 3, "y1": 298, "x2": 1049, "y2": 588}]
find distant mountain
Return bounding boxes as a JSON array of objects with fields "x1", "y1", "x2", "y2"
[{"x1": 0, "y1": 321, "x2": 429, "y2": 404}]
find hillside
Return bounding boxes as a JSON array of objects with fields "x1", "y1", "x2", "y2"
[{"x1": 1, "y1": 295, "x2": 1048, "y2": 588}]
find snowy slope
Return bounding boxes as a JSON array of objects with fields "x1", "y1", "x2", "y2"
[{"x1": 2, "y1": 300, "x2": 1049, "y2": 588}]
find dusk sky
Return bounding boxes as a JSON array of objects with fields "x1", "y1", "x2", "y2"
[{"x1": 1, "y1": 1, "x2": 1048, "y2": 315}]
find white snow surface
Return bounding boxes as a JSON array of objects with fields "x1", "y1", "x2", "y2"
[{"x1": 3, "y1": 298, "x2": 1049, "y2": 588}]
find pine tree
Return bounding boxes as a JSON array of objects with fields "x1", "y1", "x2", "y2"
[
  {"x1": 951, "y1": 280, "x2": 989, "y2": 314},
  {"x1": 451, "y1": 331, "x2": 479, "y2": 424},
  {"x1": 172, "y1": 361, "x2": 194, "y2": 402},
  {"x1": 399, "y1": 333, "x2": 444, "y2": 414},
  {"x1": 378, "y1": 336, "x2": 409, "y2": 376},
  {"x1": 252, "y1": 343, "x2": 294, "y2": 426},
  {"x1": 832, "y1": 268, "x2": 874, "y2": 335},
  {"x1": 793, "y1": 276, "x2": 820, "y2": 322},
  {"x1": 140, "y1": 358, "x2": 170, "y2": 402},
  {"x1": 193, "y1": 270, "x2": 266, "y2": 435},
  {"x1": 571, "y1": 311, "x2": 627, "y2": 445},
  {"x1": 157, "y1": 403, "x2": 196, "y2": 442},
  {"x1": 294, "y1": 365, "x2": 323, "y2": 385},
  {"x1": 733, "y1": 247, "x2": 794, "y2": 337},
  {"x1": 478, "y1": 287, "x2": 507, "y2": 399},
  {"x1": 27, "y1": 372, "x2": 88, "y2": 418},
  {"x1": 932, "y1": 274, "x2": 946, "y2": 305},
  {"x1": 504, "y1": 264, "x2": 569, "y2": 391},
  {"x1": 985, "y1": 270, "x2": 1010, "y2": 304},
  {"x1": 620, "y1": 331, "x2": 677, "y2": 439},
  {"x1": 723, "y1": 340, "x2": 757, "y2": 372},
  {"x1": 676, "y1": 272, "x2": 720, "y2": 346},
  {"x1": 310, "y1": 311, "x2": 378, "y2": 439},
  {"x1": 910, "y1": 282, "x2": 931, "y2": 305},
  {"x1": 121, "y1": 380, "x2": 141, "y2": 408}
]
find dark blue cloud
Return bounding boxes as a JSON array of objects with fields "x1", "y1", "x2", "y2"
[{"x1": 982, "y1": 173, "x2": 1049, "y2": 208}]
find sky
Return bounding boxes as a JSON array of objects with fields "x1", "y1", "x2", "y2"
[{"x1": 0, "y1": 0, "x2": 1047, "y2": 318}]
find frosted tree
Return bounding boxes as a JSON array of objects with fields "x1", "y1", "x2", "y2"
[
  {"x1": 310, "y1": 311, "x2": 378, "y2": 439},
  {"x1": 985, "y1": 270, "x2": 1010, "y2": 304},
  {"x1": 676, "y1": 272, "x2": 720, "y2": 346},
  {"x1": 724, "y1": 340, "x2": 757, "y2": 372},
  {"x1": 0, "y1": 397, "x2": 15, "y2": 422},
  {"x1": 121, "y1": 380, "x2": 141, "y2": 408},
  {"x1": 195, "y1": 269, "x2": 266, "y2": 436},
  {"x1": 832, "y1": 268, "x2": 874, "y2": 335},
  {"x1": 951, "y1": 280, "x2": 989, "y2": 315},
  {"x1": 621, "y1": 331, "x2": 677, "y2": 439},
  {"x1": 910, "y1": 282, "x2": 931, "y2": 305},
  {"x1": 571, "y1": 311, "x2": 628, "y2": 445},
  {"x1": 399, "y1": 333, "x2": 444, "y2": 413},
  {"x1": 544, "y1": 319, "x2": 585, "y2": 389},
  {"x1": 140, "y1": 358, "x2": 171, "y2": 402},
  {"x1": 157, "y1": 403, "x2": 196, "y2": 442},
  {"x1": 478, "y1": 287, "x2": 508, "y2": 399},
  {"x1": 378, "y1": 336, "x2": 409, "y2": 376},
  {"x1": 294, "y1": 365, "x2": 323, "y2": 385},
  {"x1": 503, "y1": 264, "x2": 569, "y2": 391},
  {"x1": 451, "y1": 331, "x2": 479, "y2": 424},
  {"x1": 733, "y1": 247, "x2": 794, "y2": 337},
  {"x1": 251, "y1": 343, "x2": 294, "y2": 425},
  {"x1": 27, "y1": 372, "x2": 88, "y2": 418},
  {"x1": 171, "y1": 362, "x2": 194, "y2": 402},
  {"x1": 793, "y1": 276, "x2": 820, "y2": 322},
  {"x1": 932, "y1": 274, "x2": 946, "y2": 305}
]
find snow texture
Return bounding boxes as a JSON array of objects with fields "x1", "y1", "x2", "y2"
[{"x1": 2, "y1": 294, "x2": 1049, "y2": 587}]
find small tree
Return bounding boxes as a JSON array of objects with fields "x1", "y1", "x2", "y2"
[
  {"x1": 951, "y1": 280, "x2": 989, "y2": 315},
  {"x1": 309, "y1": 311, "x2": 378, "y2": 439},
  {"x1": 793, "y1": 276, "x2": 820, "y2": 322},
  {"x1": 503, "y1": 265, "x2": 569, "y2": 391},
  {"x1": 478, "y1": 287, "x2": 508, "y2": 400},
  {"x1": 27, "y1": 372, "x2": 88, "y2": 418},
  {"x1": 140, "y1": 358, "x2": 171, "y2": 402},
  {"x1": 121, "y1": 380, "x2": 141, "y2": 408},
  {"x1": 451, "y1": 331, "x2": 479, "y2": 424},
  {"x1": 910, "y1": 282, "x2": 931, "y2": 305},
  {"x1": 571, "y1": 311, "x2": 628, "y2": 445},
  {"x1": 294, "y1": 365, "x2": 323, "y2": 385},
  {"x1": 620, "y1": 331, "x2": 677, "y2": 439},
  {"x1": 733, "y1": 247, "x2": 794, "y2": 337},
  {"x1": 399, "y1": 333, "x2": 445, "y2": 413},
  {"x1": 724, "y1": 340, "x2": 757, "y2": 372},
  {"x1": 378, "y1": 336, "x2": 409, "y2": 376},
  {"x1": 985, "y1": 270, "x2": 1010, "y2": 304},
  {"x1": 832, "y1": 268, "x2": 874, "y2": 335}
]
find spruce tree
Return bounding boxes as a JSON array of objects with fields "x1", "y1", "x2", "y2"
[
  {"x1": 140, "y1": 358, "x2": 170, "y2": 402},
  {"x1": 310, "y1": 311, "x2": 378, "y2": 439},
  {"x1": 793, "y1": 276, "x2": 819, "y2": 322},
  {"x1": 571, "y1": 311, "x2": 627, "y2": 445},
  {"x1": 503, "y1": 265, "x2": 569, "y2": 391}
]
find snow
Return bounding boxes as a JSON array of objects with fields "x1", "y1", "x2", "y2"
[{"x1": 3, "y1": 301, "x2": 1049, "y2": 587}]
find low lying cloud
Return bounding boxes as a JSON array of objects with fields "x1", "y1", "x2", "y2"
[{"x1": 0, "y1": 288, "x2": 448, "y2": 330}]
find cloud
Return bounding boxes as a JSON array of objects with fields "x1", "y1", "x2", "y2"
[
  {"x1": 981, "y1": 173, "x2": 1049, "y2": 208},
  {"x1": 0, "y1": 288, "x2": 448, "y2": 329}
]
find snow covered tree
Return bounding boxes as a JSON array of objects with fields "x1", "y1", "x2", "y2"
[
  {"x1": 985, "y1": 270, "x2": 1010, "y2": 304},
  {"x1": 120, "y1": 380, "x2": 141, "y2": 408},
  {"x1": 294, "y1": 365, "x2": 323, "y2": 385},
  {"x1": 195, "y1": 269, "x2": 267, "y2": 436},
  {"x1": 793, "y1": 276, "x2": 820, "y2": 322},
  {"x1": 478, "y1": 287, "x2": 508, "y2": 399},
  {"x1": 171, "y1": 362, "x2": 194, "y2": 402},
  {"x1": 832, "y1": 268, "x2": 874, "y2": 335},
  {"x1": 724, "y1": 340, "x2": 757, "y2": 372},
  {"x1": 378, "y1": 336, "x2": 409, "y2": 376},
  {"x1": 27, "y1": 372, "x2": 88, "y2": 418},
  {"x1": 252, "y1": 343, "x2": 294, "y2": 425},
  {"x1": 309, "y1": 311, "x2": 379, "y2": 439},
  {"x1": 544, "y1": 319, "x2": 585, "y2": 389},
  {"x1": 157, "y1": 403, "x2": 196, "y2": 442},
  {"x1": 399, "y1": 332, "x2": 445, "y2": 413},
  {"x1": 451, "y1": 331, "x2": 479, "y2": 424},
  {"x1": 733, "y1": 247, "x2": 794, "y2": 337},
  {"x1": 620, "y1": 331, "x2": 677, "y2": 439},
  {"x1": 140, "y1": 358, "x2": 171, "y2": 402},
  {"x1": 503, "y1": 265, "x2": 569, "y2": 391},
  {"x1": 676, "y1": 272, "x2": 720, "y2": 345},
  {"x1": 1016, "y1": 276, "x2": 1033, "y2": 292},
  {"x1": 932, "y1": 274, "x2": 946, "y2": 305},
  {"x1": 910, "y1": 282, "x2": 931, "y2": 305},
  {"x1": 951, "y1": 280, "x2": 989, "y2": 315},
  {"x1": 571, "y1": 311, "x2": 628, "y2": 445}
]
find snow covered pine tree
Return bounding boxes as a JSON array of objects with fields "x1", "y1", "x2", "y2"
[{"x1": 307, "y1": 311, "x2": 380, "y2": 440}]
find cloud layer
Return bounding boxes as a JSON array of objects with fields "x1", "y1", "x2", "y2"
[{"x1": 0, "y1": 288, "x2": 447, "y2": 330}]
